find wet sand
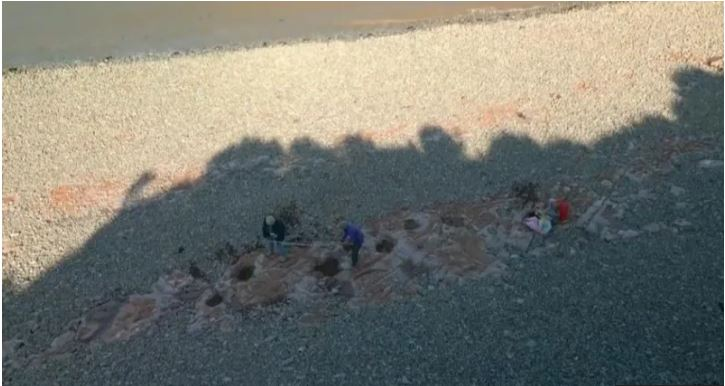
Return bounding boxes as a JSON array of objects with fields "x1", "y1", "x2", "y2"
[{"x1": 3, "y1": 1, "x2": 560, "y2": 68}]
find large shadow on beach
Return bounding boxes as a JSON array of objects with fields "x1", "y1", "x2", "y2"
[{"x1": 3, "y1": 67, "x2": 723, "y2": 355}]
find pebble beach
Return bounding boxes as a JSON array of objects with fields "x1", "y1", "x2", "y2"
[{"x1": 2, "y1": 2, "x2": 723, "y2": 385}]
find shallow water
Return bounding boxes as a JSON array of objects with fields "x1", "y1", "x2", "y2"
[{"x1": 2, "y1": 2, "x2": 553, "y2": 68}]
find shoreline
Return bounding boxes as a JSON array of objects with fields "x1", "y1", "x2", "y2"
[{"x1": 3, "y1": 2, "x2": 600, "y2": 74}]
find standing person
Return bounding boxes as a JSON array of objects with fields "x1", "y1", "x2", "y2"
[
  {"x1": 340, "y1": 222, "x2": 364, "y2": 268},
  {"x1": 262, "y1": 215, "x2": 287, "y2": 258}
]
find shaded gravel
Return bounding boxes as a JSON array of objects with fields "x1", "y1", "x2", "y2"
[
  {"x1": 2, "y1": 2, "x2": 723, "y2": 385},
  {"x1": 10, "y1": 165, "x2": 724, "y2": 385}
]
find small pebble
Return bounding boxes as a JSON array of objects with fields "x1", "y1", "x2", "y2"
[
  {"x1": 669, "y1": 185, "x2": 686, "y2": 196},
  {"x1": 673, "y1": 219, "x2": 692, "y2": 227},
  {"x1": 642, "y1": 223, "x2": 663, "y2": 233},
  {"x1": 618, "y1": 229, "x2": 640, "y2": 239}
]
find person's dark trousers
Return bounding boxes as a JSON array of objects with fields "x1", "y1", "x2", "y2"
[{"x1": 351, "y1": 244, "x2": 361, "y2": 267}]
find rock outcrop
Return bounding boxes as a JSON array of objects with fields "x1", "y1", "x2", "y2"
[{"x1": 42, "y1": 193, "x2": 549, "y2": 358}]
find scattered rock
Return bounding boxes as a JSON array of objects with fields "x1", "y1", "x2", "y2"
[
  {"x1": 617, "y1": 229, "x2": 640, "y2": 239},
  {"x1": 636, "y1": 189, "x2": 657, "y2": 200},
  {"x1": 600, "y1": 179, "x2": 613, "y2": 189},
  {"x1": 643, "y1": 222, "x2": 664, "y2": 233},
  {"x1": 528, "y1": 247, "x2": 546, "y2": 257},
  {"x1": 669, "y1": 185, "x2": 686, "y2": 196},
  {"x1": 576, "y1": 198, "x2": 606, "y2": 228},
  {"x1": 698, "y1": 159, "x2": 723, "y2": 168},
  {"x1": 287, "y1": 275, "x2": 323, "y2": 303},
  {"x1": 601, "y1": 228, "x2": 618, "y2": 242},
  {"x1": 177, "y1": 281, "x2": 207, "y2": 302},
  {"x1": 625, "y1": 171, "x2": 646, "y2": 183},
  {"x1": 48, "y1": 332, "x2": 75, "y2": 355},
  {"x1": 673, "y1": 219, "x2": 692, "y2": 227},
  {"x1": 585, "y1": 211, "x2": 609, "y2": 236},
  {"x1": 611, "y1": 205, "x2": 626, "y2": 220},
  {"x1": 153, "y1": 270, "x2": 194, "y2": 295}
]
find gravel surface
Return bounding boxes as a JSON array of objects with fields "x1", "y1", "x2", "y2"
[{"x1": 2, "y1": 2, "x2": 723, "y2": 385}]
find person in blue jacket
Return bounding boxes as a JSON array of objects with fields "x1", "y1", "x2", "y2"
[{"x1": 341, "y1": 222, "x2": 364, "y2": 267}]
